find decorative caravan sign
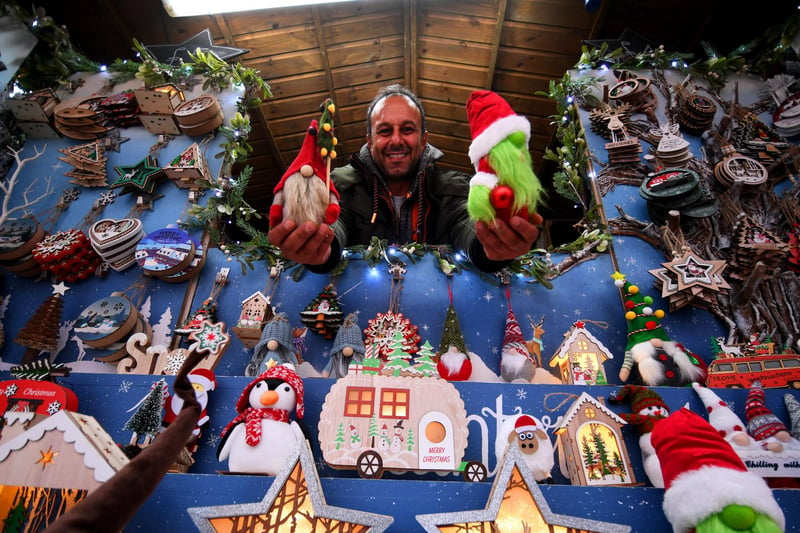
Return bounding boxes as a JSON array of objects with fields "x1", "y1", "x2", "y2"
[{"x1": 317, "y1": 339, "x2": 486, "y2": 481}]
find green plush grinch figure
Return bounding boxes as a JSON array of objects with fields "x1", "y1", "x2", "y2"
[{"x1": 465, "y1": 90, "x2": 544, "y2": 224}]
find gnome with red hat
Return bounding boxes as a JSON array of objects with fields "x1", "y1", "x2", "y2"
[
  {"x1": 651, "y1": 407, "x2": 785, "y2": 533},
  {"x1": 269, "y1": 105, "x2": 340, "y2": 228},
  {"x1": 465, "y1": 90, "x2": 544, "y2": 225},
  {"x1": 745, "y1": 381, "x2": 795, "y2": 453},
  {"x1": 609, "y1": 384, "x2": 669, "y2": 487}
]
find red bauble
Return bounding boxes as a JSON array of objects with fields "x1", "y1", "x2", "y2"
[{"x1": 489, "y1": 185, "x2": 514, "y2": 209}]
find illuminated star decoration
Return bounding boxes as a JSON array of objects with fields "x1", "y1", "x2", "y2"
[
  {"x1": 187, "y1": 439, "x2": 394, "y2": 532},
  {"x1": 51, "y1": 282, "x2": 70, "y2": 296},
  {"x1": 37, "y1": 445, "x2": 59, "y2": 469},
  {"x1": 648, "y1": 251, "x2": 730, "y2": 311},
  {"x1": 145, "y1": 29, "x2": 249, "y2": 66},
  {"x1": 111, "y1": 156, "x2": 162, "y2": 195},
  {"x1": 416, "y1": 445, "x2": 631, "y2": 533},
  {"x1": 188, "y1": 319, "x2": 230, "y2": 356}
]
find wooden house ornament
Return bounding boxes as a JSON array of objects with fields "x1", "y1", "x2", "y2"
[
  {"x1": 9, "y1": 88, "x2": 61, "y2": 138},
  {"x1": 0, "y1": 409, "x2": 129, "y2": 491},
  {"x1": 134, "y1": 83, "x2": 184, "y2": 114},
  {"x1": 553, "y1": 392, "x2": 636, "y2": 486},
  {"x1": 231, "y1": 290, "x2": 274, "y2": 349},
  {"x1": 548, "y1": 321, "x2": 613, "y2": 385},
  {"x1": 162, "y1": 142, "x2": 209, "y2": 189}
]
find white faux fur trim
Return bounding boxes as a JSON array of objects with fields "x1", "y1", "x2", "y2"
[
  {"x1": 468, "y1": 115, "x2": 531, "y2": 165},
  {"x1": 663, "y1": 465, "x2": 785, "y2": 532},
  {"x1": 469, "y1": 171, "x2": 499, "y2": 189}
]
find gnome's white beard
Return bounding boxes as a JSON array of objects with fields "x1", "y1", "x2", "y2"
[
  {"x1": 630, "y1": 340, "x2": 704, "y2": 384},
  {"x1": 440, "y1": 348, "x2": 468, "y2": 373},
  {"x1": 282, "y1": 172, "x2": 330, "y2": 224}
]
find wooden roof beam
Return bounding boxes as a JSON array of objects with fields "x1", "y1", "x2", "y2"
[
  {"x1": 404, "y1": 0, "x2": 418, "y2": 92},
  {"x1": 485, "y1": 0, "x2": 508, "y2": 89}
]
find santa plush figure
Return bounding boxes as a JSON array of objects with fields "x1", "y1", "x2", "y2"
[
  {"x1": 650, "y1": 408, "x2": 785, "y2": 533},
  {"x1": 614, "y1": 273, "x2": 706, "y2": 387},
  {"x1": 269, "y1": 118, "x2": 340, "y2": 227},
  {"x1": 162, "y1": 368, "x2": 216, "y2": 450},
  {"x1": 465, "y1": 90, "x2": 544, "y2": 224}
]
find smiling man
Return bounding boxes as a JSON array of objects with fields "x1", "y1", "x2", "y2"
[{"x1": 268, "y1": 84, "x2": 541, "y2": 273}]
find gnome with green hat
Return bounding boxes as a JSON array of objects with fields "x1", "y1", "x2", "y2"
[{"x1": 613, "y1": 272, "x2": 706, "y2": 387}]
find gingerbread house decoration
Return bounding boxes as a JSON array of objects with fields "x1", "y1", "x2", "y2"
[
  {"x1": 162, "y1": 142, "x2": 209, "y2": 189},
  {"x1": 231, "y1": 291, "x2": 274, "y2": 349},
  {"x1": 0, "y1": 409, "x2": 129, "y2": 491},
  {"x1": 553, "y1": 392, "x2": 636, "y2": 486},
  {"x1": 548, "y1": 321, "x2": 613, "y2": 385}
]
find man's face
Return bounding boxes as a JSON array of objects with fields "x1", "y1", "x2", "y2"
[{"x1": 367, "y1": 95, "x2": 427, "y2": 182}]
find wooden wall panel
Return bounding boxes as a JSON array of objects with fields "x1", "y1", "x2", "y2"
[
  {"x1": 326, "y1": 37, "x2": 405, "y2": 68},
  {"x1": 418, "y1": 37, "x2": 494, "y2": 66}
]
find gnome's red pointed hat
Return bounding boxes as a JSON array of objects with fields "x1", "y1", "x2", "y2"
[
  {"x1": 234, "y1": 363, "x2": 305, "y2": 419},
  {"x1": 650, "y1": 408, "x2": 785, "y2": 532},
  {"x1": 273, "y1": 119, "x2": 336, "y2": 197},
  {"x1": 466, "y1": 90, "x2": 530, "y2": 168}
]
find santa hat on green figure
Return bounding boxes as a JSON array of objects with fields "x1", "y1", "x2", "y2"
[
  {"x1": 651, "y1": 408, "x2": 785, "y2": 533},
  {"x1": 613, "y1": 272, "x2": 706, "y2": 386},
  {"x1": 436, "y1": 303, "x2": 472, "y2": 381},
  {"x1": 465, "y1": 90, "x2": 543, "y2": 224},
  {"x1": 269, "y1": 118, "x2": 340, "y2": 227},
  {"x1": 691, "y1": 382, "x2": 753, "y2": 448}
]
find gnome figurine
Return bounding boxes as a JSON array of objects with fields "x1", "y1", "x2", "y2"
[
  {"x1": 436, "y1": 303, "x2": 472, "y2": 381},
  {"x1": 613, "y1": 272, "x2": 706, "y2": 387},
  {"x1": 692, "y1": 382, "x2": 755, "y2": 449},
  {"x1": 322, "y1": 312, "x2": 365, "y2": 379},
  {"x1": 217, "y1": 363, "x2": 305, "y2": 475},
  {"x1": 500, "y1": 306, "x2": 535, "y2": 383},
  {"x1": 650, "y1": 408, "x2": 786, "y2": 533},
  {"x1": 465, "y1": 90, "x2": 544, "y2": 224},
  {"x1": 745, "y1": 381, "x2": 795, "y2": 453},
  {"x1": 247, "y1": 312, "x2": 299, "y2": 377},
  {"x1": 269, "y1": 113, "x2": 340, "y2": 227},
  {"x1": 609, "y1": 384, "x2": 669, "y2": 487}
]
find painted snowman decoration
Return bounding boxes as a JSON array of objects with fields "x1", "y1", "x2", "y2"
[{"x1": 217, "y1": 363, "x2": 305, "y2": 475}]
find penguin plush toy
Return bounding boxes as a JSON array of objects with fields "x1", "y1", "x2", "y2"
[{"x1": 217, "y1": 363, "x2": 305, "y2": 475}]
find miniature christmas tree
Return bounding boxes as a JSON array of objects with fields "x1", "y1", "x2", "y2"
[
  {"x1": 14, "y1": 282, "x2": 69, "y2": 364},
  {"x1": 414, "y1": 341, "x2": 438, "y2": 378},
  {"x1": 299, "y1": 284, "x2": 344, "y2": 338},
  {"x1": 383, "y1": 330, "x2": 415, "y2": 377},
  {"x1": 10, "y1": 359, "x2": 70, "y2": 381},
  {"x1": 124, "y1": 379, "x2": 168, "y2": 446}
]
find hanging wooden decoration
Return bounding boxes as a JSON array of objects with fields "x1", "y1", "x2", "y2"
[
  {"x1": 548, "y1": 320, "x2": 613, "y2": 385},
  {"x1": 649, "y1": 248, "x2": 731, "y2": 311},
  {"x1": 14, "y1": 282, "x2": 70, "y2": 364},
  {"x1": 673, "y1": 82, "x2": 716, "y2": 135},
  {"x1": 53, "y1": 94, "x2": 115, "y2": 140},
  {"x1": 363, "y1": 263, "x2": 420, "y2": 360},
  {"x1": 174, "y1": 268, "x2": 229, "y2": 337},
  {"x1": 436, "y1": 280, "x2": 471, "y2": 381},
  {"x1": 58, "y1": 139, "x2": 108, "y2": 187},
  {"x1": 173, "y1": 94, "x2": 224, "y2": 136},
  {"x1": 603, "y1": 111, "x2": 642, "y2": 166},
  {"x1": 726, "y1": 213, "x2": 788, "y2": 280},
  {"x1": 162, "y1": 142, "x2": 210, "y2": 189},
  {"x1": 0, "y1": 217, "x2": 46, "y2": 278},
  {"x1": 299, "y1": 283, "x2": 344, "y2": 339},
  {"x1": 89, "y1": 217, "x2": 146, "y2": 272},
  {"x1": 553, "y1": 392, "x2": 637, "y2": 487}
]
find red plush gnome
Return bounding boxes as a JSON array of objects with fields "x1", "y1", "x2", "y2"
[
  {"x1": 651, "y1": 408, "x2": 785, "y2": 533},
  {"x1": 465, "y1": 90, "x2": 544, "y2": 224},
  {"x1": 269, "y1": 118, "x2": 340, "y2": 227}
]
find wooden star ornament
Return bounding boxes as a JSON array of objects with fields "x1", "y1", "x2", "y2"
[
  {"x1": 416, "y1": 445, "x2": 631, "y2": 533},
  {"x1": 648, "y1": 250, "x2": 730, "y2": 311},
  {"x1": 111, "y1": 156, "x2": 162, "y2": 195},
  {"x1": 188, "y1": 438, "x2": 394, "y2": 532}
]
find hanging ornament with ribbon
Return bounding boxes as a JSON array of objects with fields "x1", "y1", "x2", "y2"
[{"x1": 436, "y1": 278, "x2": 472, "y2": 381}]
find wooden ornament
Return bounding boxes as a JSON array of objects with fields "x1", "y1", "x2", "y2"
[
  {"x1": 162, "y1": 142, "x2": 209, "y2": 189},
  {"x1": 231, "y1": 290, "x2": 274, "y2": 349},
  {"x1": 0, "y1": 410, "x2": 129, "y2": 491},
  {"x1": 173, "y1": 95, "x2": 223, "y2": 136},
  {"x1": 133, "y1": 83, "x2": 185, "y2": 114},
  {"x1": 73, "y1": 294, "x2": 138, "y2": 350},
  {"x1": 318, "y1": 356, "x2": 484, "y2": 480},
  {"x1": 7, "y1": 88, "x2": 59, "y2": 123},
  {"x1": 135, "y1": 227, "x2": 197, "y2": 277},
  {"x1": 89, "y1": 218, "x2": 145, "y2": 272},
  {"x1": 554, "y1": 392, "x2": 636, "y2": 486},
  {"x1": 548, "y1": 321, "x2": 613, "y2": 385},
  {"x1": 0, "y1": 379, "x2": 79, "y2": 418},
  {"x1": 0, "y1": 218, "x2": 44, "y2": 262}
]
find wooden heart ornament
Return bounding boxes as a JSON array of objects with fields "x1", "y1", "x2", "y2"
[{"x1": 90, "y1": 218, "x2": 145, "y2": 271}]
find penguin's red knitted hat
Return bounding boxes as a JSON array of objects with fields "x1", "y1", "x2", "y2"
[{"x1": 235, "y1": 363, "x2": 305, "y2": 419}]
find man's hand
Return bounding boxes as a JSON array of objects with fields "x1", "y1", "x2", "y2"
[
  {"x1": 268, "y1": 220, "x2": 335, "y2": 265},
  {"x1": 474, "y1": 212, "x2": 543, "y2": 262}
]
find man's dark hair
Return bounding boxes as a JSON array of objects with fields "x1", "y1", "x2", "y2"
[{"x1": 366, "y1": 84, "x2": 427, "y2": 136}]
